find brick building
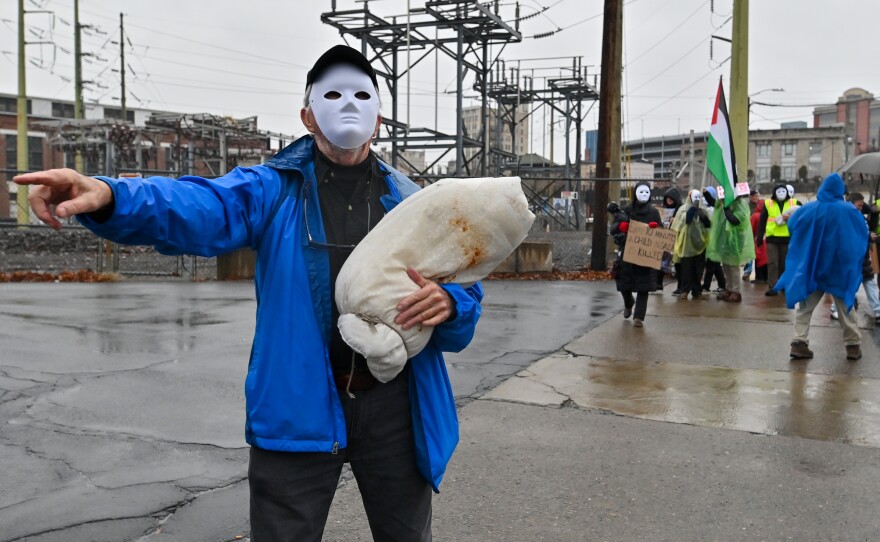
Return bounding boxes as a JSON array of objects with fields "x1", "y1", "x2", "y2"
[{"x1": 1, "y1": 93, "x2": 287, "y2": 220}]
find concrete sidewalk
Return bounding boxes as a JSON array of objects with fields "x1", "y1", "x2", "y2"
[{"x1": 324, "y1": 281, "x2": 880, "y2": 541}]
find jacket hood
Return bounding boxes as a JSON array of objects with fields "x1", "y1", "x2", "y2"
[
  {"x1": 817, "y1": 173, "x2": 846, "y2": 202},
  {"x1": 663, "y1": 187, "x2": 682, "y2": 208},
  {"x1": 771, "y1": 183, "x2": 790, "y2": 204}
]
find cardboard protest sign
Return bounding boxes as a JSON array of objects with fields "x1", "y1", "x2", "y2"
[
  {"x1": 622, "y1": 220, "x2": 677, "y2": 271},
  {"x1": 660, "y1": 208, "x2": 675, "y2": 228}
]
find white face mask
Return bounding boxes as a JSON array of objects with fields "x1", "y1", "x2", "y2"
[
  {"x1": 775, "y1": 188, "x2": 788, "y2": 201},
  {"x1": 786, "y1": 185, "x2": 795, "y2": 198},
  {"x1": 690, "y1": 190, "x2": 701, "y2": 204},
  {"x1": 635, "y1": 186, "x2": 651, "y2": 203},
  {"x1": 309, "y1": 64, "x2": 380, "y2": 150}
]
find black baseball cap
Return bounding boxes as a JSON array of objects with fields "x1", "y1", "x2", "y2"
[{"x1": 307, "y1": 45, "x2": 378, "y2": 88}]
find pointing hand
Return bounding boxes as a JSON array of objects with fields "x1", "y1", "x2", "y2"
[{"x1": 13, "y1": 168, "x2": 113, "y2": 230}]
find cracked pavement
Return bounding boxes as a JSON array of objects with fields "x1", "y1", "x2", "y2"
[
  {"x1": 0, "y1": 280, "x2": 618, "y2": 541},
  {"x1": 323, "y1": 283, "x2": 880, "y2": 541}
]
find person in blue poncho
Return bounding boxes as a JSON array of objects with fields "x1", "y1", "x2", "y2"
[{"x1": 777, "y1": 173, "x2": 868, "y2": 361}]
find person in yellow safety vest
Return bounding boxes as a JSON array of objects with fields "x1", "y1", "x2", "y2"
[
  {"x1": 755, "y1": 183, "x2": 799, "y2": 296},
  {"x1": 874, "y1": 198, "x2": 880, "y2": 235}
]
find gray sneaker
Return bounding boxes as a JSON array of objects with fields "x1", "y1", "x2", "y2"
[
  {"x1": 846, "y1": 345, "x2": 862, "y2": 361},
  {"x1": 633, "y1": 318, "x2": 644, "y2": 328}
]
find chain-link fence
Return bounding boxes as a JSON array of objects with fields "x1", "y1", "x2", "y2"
[
  {"x1": 4, "y1": 168, "x2": 672, "y2": 276},
  {"x1": 3, "y1": 168, "x2": 217, "y2": 281},
  {"x1": 0, "y1": 223, "x2": 217, "y2": 280}
]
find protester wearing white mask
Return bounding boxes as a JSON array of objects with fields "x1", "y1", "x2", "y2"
[
  {"x1": 13, "y1": 45, "x2": 483, "y2": 542},
  {"x1": 609, "y1": 181, "x2": 662, "y2": 327},
  {"x1": 755, "y1": 182, "x2": 796, "y2": 295}
]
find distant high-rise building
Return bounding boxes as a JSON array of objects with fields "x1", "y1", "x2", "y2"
[
  {"x1": 584, "y1": 130, "x2": 598, "y2": 162},
  {"x1": 455, "y1": 104, "x2": 529, "y2": 173}
]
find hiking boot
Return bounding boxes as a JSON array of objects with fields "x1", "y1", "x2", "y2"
[
  {"x1": 846, "y1": 345, "x2": 863, "y2": 361},
  {"x1": 623, "y1": 306, "x2": 632, "y2": 319},
  {"x1": 723, "y1": 291, "x2": 742, "y2": 303},
  {"x1": 789, "y1": 340, "x2": 813, "y2": 359},
  {"x1": 633, "y1": 318, "x2": 644, "y2": 328}
]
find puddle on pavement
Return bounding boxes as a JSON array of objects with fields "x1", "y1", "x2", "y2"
[{"x1": 573, "y1": 359, "x2": 880, "y2": 448}]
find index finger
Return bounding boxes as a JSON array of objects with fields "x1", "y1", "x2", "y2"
[
  {"x1": 406, "y1": 267, "x2": 429, "y2": 288},
  {"x1": 13, "y1": 170, "x2": 69, "y2": 185}
]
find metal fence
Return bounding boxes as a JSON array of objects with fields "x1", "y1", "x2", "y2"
[
  {"x1": 517, "y1": 177, "x2": 672, "y2": 270},
  {"x1": 0, "y1": 222, "x2": 216, "y2": 280},
  {"x1": 4, "y1": 170, "x2": 672, "y2": 275}
]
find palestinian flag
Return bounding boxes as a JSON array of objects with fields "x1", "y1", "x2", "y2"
[{"x1": 707, "y1": 78, "x2": 738, "y2": 206}]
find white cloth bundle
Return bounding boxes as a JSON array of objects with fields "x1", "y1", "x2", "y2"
[{"x1": 335, "y1": 176, "x2": 535, "y2": 382}]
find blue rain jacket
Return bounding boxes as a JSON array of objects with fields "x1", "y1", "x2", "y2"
[
  {"x1": 78, "y1": 136, "x2": 483, "y2": 491},
  {"x1": 775, "y1": 173, "x2": 868, "y2": 311}
]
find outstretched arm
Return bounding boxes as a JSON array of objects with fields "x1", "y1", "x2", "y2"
[{"x1": 15, "y1": 167, "x2": 281, "y2": 256}]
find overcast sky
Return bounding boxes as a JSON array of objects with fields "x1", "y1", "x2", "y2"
[{"x1": 2, "y1": 0, "x2": 879, "y2": 165}]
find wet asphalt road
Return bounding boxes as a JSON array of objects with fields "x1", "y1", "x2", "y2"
[{"x1": 0, "y1": 279, "x2": 618, "y2": 541}]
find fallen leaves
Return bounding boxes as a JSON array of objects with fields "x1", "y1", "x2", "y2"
[{"x1": 0, "y1": 270, "x2": 121, "y2": 283}]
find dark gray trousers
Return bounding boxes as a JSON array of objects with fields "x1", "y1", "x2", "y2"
[
  {"x1": 622, "y1": 291, "x2": 649, "y2": 320},
  {"x1": 248, "y1": 369, "x2": 432, "y2": 542},
  {"x1": 766, "y1": 241, "x2": 789, "y2": 289}
]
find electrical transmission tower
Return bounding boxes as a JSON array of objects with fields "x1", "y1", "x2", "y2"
[
  {"x1": 322, "y1": 0, "x2": 523, "y2": 178},
  {"x1": 321, "y1": 1, "x2": 600, "y2": 229}
]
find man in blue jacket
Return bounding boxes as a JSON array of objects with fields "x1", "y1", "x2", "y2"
[{"x1": 15, "y1": 45, "x2": 482, "y2": 542}]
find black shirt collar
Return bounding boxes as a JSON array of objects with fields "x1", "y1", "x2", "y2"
[{"x1": 314, "y1": 148, "x2": 383, "y2": 185}]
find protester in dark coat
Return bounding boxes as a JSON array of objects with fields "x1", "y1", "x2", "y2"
[
  {"x1": 611, "y1": 181, "x2": 662, "y2": 327},
  {"x1": 659, "y1": 186, "x2": 683, "y2": 292}
]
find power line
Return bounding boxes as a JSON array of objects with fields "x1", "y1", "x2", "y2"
[
  {"x1": 751, "y1": 100, "x2": 833, "y2": 108},
  {"x1": 529, "y1": 0, "x2": 641, "y2": 39},
  {"x1": 627, "y1": 35, "x2": 710, "y2": 95},
  {"x1": 627, "y1": 65, "x2": 719, "y2": 125},
  {"x1": 625, "y1": 0, "x2": 709, "y2": 67}
]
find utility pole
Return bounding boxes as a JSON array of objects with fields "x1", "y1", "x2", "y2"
[
  {"x1": 16, "y1": 0, "x2": 30, "y2": 224},
  {"x1": 590, "y1": 0, "x2": 623, "y2": 271},
  {"x1": 729, "y1": 0, "x2": 749, "y2": 182},
  {"x1": 688, "y1": 129, "x2": 695, "y2": 189},
  {"x1": 120, "y1": 12, "x2": 126, "y2": 121},
  {"x1": 74, "y1": 0, "x2": 84, "y2": 172}
]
